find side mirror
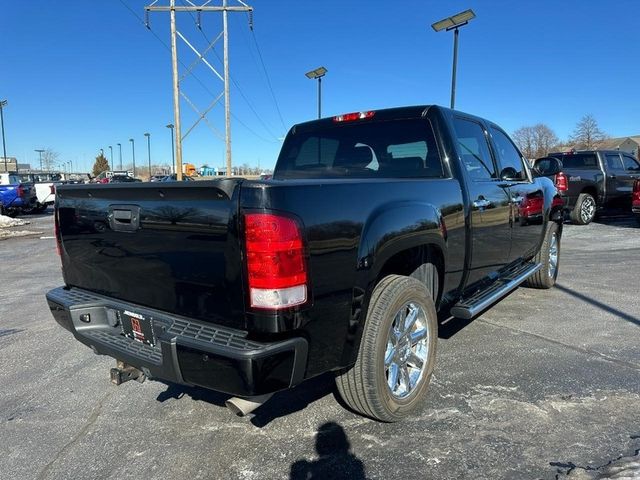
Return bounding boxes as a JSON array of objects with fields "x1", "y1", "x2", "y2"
[
  {"x1": 500, "y1": 166, "x2": 519, "y2": 180},
  {"x1": 533, "y1": 157, "x2": 562, "y2": 176}
]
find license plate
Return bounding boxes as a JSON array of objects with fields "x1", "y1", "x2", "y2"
[{"x1": 121, "y1": 310, "x2": 156, "y2": 346}]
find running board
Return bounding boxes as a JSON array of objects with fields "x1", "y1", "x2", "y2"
[{"x1": 450, "y1": 262, "x2": 542, "y2": 320}]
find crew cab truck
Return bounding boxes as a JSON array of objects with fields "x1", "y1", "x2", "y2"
[
  {"x1": 534, "y1": 150, "x2": 640, "y2": 225},
  {"x1": 47, "y1": 106, "x2": 563, "y2": 422},
  {"x1": 0, "y1": 173, "x2": 37, "y2": 216}
]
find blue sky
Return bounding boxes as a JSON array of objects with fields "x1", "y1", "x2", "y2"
[{"x1": 2, "y1": 0, "x2": 639, "y2": 172}]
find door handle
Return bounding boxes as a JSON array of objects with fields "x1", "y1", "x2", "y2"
[
  {"x1": 610, "y1": 174, "x2": 617, "y2": 179},
  {"x1": 473, "y1": 198, "x2": 492, "y2": 209}
]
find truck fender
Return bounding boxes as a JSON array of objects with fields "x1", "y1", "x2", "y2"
[{"x1": 339, "y1": 201, "x2": 445, "y2": 367}]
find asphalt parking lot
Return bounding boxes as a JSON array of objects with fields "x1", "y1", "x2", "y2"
[{"x1": 1, "y1": 211, "x2": 638, "y2": 480}]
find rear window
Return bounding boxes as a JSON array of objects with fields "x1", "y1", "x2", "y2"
[
  {"x1": 554, "y1": 154, "x2": 599, "y2": 170},
  {"x1": 274, "y1": 119, "x2": 444, "y2": 179}
]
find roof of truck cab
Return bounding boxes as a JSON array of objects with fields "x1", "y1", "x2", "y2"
[{"x1": 291, "y1": 105, "x2": 439, "y2": 133}]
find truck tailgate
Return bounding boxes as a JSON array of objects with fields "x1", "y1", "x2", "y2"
[{"x1": 56, "y1": 180, "x2": 246, "y2": 329}]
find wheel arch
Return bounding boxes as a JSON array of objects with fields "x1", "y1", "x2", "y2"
[{"x1": 338, "y1": 201, "x2": 446, "y2": 368}]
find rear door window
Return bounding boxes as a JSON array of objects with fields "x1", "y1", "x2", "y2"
[
  {"x1": 605, "y1": 153, "x2": 624, "y2": 171},
  {"x1": 452, "y1": 117, "x2": 497, "y2": 180},
  {"x1": 621, "y1": 154, "x2": 640, "y2": 172}
]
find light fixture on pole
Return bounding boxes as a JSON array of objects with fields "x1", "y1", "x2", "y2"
[
  {"x1": 0, "y1": 100, "x2": 8, "y2": 173},
  {"x1": 35, "y1": 149, "x2": 45, "y2": 171},
  {"x1": 144, "y1": 133, "x2": 151, "y2": 180},
  {"x1": 117, "y1": 143, "x2": 122, "y2": 170},
  {"x1": 431, "y1": 9, "x2": 476, "y2": 110},
  {"x1": 166, "y1": 124, "x2": 175, "y2": 173},
  {"x1": 305, "y1": 67, "x2": 327, "y2": 119},
  {"x1": 129, "y1": 138, "x2": 136, "y2": 177},
  {"x1": 108, "y1": 145, "x2": 113, "y2": 166}
]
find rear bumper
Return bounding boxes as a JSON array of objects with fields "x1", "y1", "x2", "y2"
[{"x1": 46, "y1": 286, "x2": 308, "y2": 397}]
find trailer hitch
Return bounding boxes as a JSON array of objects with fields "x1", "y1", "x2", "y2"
[{"x1": 110, "y1": 360, "x2": 146, "y2": 385}]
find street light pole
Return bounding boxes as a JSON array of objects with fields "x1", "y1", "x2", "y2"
[
  {"x1": 0, "y1": 100, "x2": 8, "y2": 173},
  {"x1": 305, "y1": 67, "x2": 327, "y2": 119},
  {"x1": 108, "y1": 145, "x2": 113, "y2": 167},
  {"x1": 431, "y1": 9, "x2": 476, "y2": 110},
  {"x1": 129, "y1": 138, "x2": 136, "y2": 177},
  {"x1": 35, "y1": 149, "x2": 45, "y2": 171},
  {"x1": 144, "y1": 133, "x2": 151, "y2": 180},
  {"x1": 117, "y1": 143, "x2": 122, "y2": 170},
  {"x1": 166, "y1": 124, "x2": 175, "y2": 173}
]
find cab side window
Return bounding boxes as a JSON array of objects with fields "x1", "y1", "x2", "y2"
[
  {"x1": 452, "y1": 118, "x2": 497, "y2": 181},
  {"x1": 622, "y1": 154, "x2": 640, "y2": 172},
  {"x1": 489, "y1": 127, "x2": 527, "y2": 180}
]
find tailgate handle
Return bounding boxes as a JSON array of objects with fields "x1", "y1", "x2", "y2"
[{"x1": 108, "y1": 205, "x2": 141, "y2": 232}]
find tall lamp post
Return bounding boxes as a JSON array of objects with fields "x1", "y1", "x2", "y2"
[
  {"x1": 129, "y1": 138, "x2": 136, "y2": 177},
  {"x1": 108, "y1": 145, "x2": 113, "y2": 167},
  {"x1": 304, "y1": 67, "x2": 327, "y2": 119},
  {"x1": 0, "y1": 100, "x2": 8, "y2": 173},
  {"x1": 117, "y1": 143, "x2": 122, "y2": 170},
  {"x1": 144, "y1": 133, "x2": 151, "y2": 180},
  {"x1": 166, "y1": 124, "x2": 175, "y2": 174},
  {"x1": 431, "y1": 9, "x2": 476, "y2": 110},
  {"x1": 35, "y1": 149, "x2": 45, "y2": 171}
]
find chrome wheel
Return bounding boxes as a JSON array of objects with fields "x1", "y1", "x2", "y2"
[
  {"x1": 548, "y1": 233, "x2": 559, "y2": 278},
  {"x1": 384, "y1": 302, "x2": 430, "y2": 399},
  {"x1": 580, "y1": 196, "x2": 595, "y2": 223}
]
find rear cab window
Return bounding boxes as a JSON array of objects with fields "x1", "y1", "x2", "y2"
[
  {"x1": 558, "y1": 153, "x2": 600, "y2": 170},
  {"x1": 274, "y1": 119, "x2": 444, "y2": 179}
]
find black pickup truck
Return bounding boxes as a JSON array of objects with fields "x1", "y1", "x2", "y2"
[
  {"x1": 47, "y1": 105, "x2": 563, "y2": 422},
  {"x1": 534, "y1": 150, "x2": 640, "y2": 224}
]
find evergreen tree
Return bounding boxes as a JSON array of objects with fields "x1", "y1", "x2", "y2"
[{"x1": 92, "y1": 153, "x2": 110, "y2": 177}]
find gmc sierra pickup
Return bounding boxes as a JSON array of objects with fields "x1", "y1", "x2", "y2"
[{"x1": 47, "y1": 105, "x2": 563, "y2": 422}]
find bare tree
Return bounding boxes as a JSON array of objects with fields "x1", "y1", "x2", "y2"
[
  {"x1": 513, "y1": 124, "x2": 559, "y2": 159},
  {"x1": 531, "y1": 124, "x2": 559, "y2": 158},
  {"x1": 41, "y1": 148, "x2": 59, "y2": 171},
  {"x1": 569, "y1": 114, "x2": 608, "y2": 149}
]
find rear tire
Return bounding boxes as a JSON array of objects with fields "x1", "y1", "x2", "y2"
[
  {"x1": 335, "y1": 275, "x2": 437, "y2": 422},
  {"x1": 570, "y1": 193, "x2": 596, "y2": 225},
  {"x1": 525, "y1": 222, "x2": 560, "y2": 289}
]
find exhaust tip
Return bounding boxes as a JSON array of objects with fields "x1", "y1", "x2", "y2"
[{"x1": 225, "y1": 393, "x2": 273, "y2": 417}]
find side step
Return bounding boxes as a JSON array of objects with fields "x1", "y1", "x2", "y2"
[{"x1": 450, "y1": 262, "x2": 542, "y2": 320}]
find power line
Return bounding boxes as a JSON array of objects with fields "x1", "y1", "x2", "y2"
[
  {"x1": 248, "y1": 22, "x2": 287, "y2": 132},
  {"x1": 117, "y1": 0, "x2": 275, "y2": 145},
  {"x1": 179, "y1": 0, "x2": 281, "y2": 141}
]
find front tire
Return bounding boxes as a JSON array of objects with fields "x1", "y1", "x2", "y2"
[
  {"x1": 335, "y1": 275, "x2": 437, "y2": 422},
  {"x1": 570, "y1": 193, "x2": 596, "y2": 225},
  {"x1": 525, "y1": 222, "x2": 560, "y2": 289}
]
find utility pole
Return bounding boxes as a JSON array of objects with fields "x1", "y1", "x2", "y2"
[
  {"x1": 144, "y1": 132, "x2": 151, "y2": 180},
  {"x1": 117, "y1": 143, "x2": 122, "y2": 170},
  {"x1": 0, "y1": 100, "x2": 8, "y2": 173},
  {"x1": 145, "y1": 0, "x2": 253, "y2": 178},
  {"x1": 129, "y1": 138, "x2": 136, "y2": 177},
  {"x1": 35, "y1": 149, "x2": 45, "y2": 171}
]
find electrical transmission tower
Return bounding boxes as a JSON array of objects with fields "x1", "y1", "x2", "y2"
[{"x1": 145, "y1": 0, "x2": 253, "y2": 179}]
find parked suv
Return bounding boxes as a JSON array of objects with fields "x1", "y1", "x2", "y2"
[{"x1": 534, "y1": 150, "x2": 640, "y2": 224}]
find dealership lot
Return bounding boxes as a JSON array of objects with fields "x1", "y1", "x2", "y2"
[{"x1": 1, "y1": 212, "x2": 638, "y2": 480}]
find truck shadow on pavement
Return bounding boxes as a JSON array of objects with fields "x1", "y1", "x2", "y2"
[
  {"x1": 554, "y1": 283, "x2": 640, "y2": 327},
  {"x1": 289, "y1": 422, "x2": 367, "y2": 480},
  {"x1": 155, "y1": 372, "x2": 338, "y2": 428}
]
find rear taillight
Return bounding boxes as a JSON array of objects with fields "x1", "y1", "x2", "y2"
[
  {"x1": 54, "y1": 211, "x2": 62, "y2": 256},
  {"x1": 50, "y1": 185, "x2": 56, "y2": 195},
  {"x1": 244, "y1": 213, "x2": 307, "y2": 309},
  {"x1": 16, "y1": 185, "x2": 24, "y2": 197},
  {"x1": 633, "y1": 179, "x2": 640, "y2": 207},
  {"x1": 555, "y1": 172, "x2": 568, "y2": 192}
]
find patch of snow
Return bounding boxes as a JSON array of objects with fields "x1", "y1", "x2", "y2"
[{"x1": 0, "y1": 214, "x2": 30, "y2": 228}]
